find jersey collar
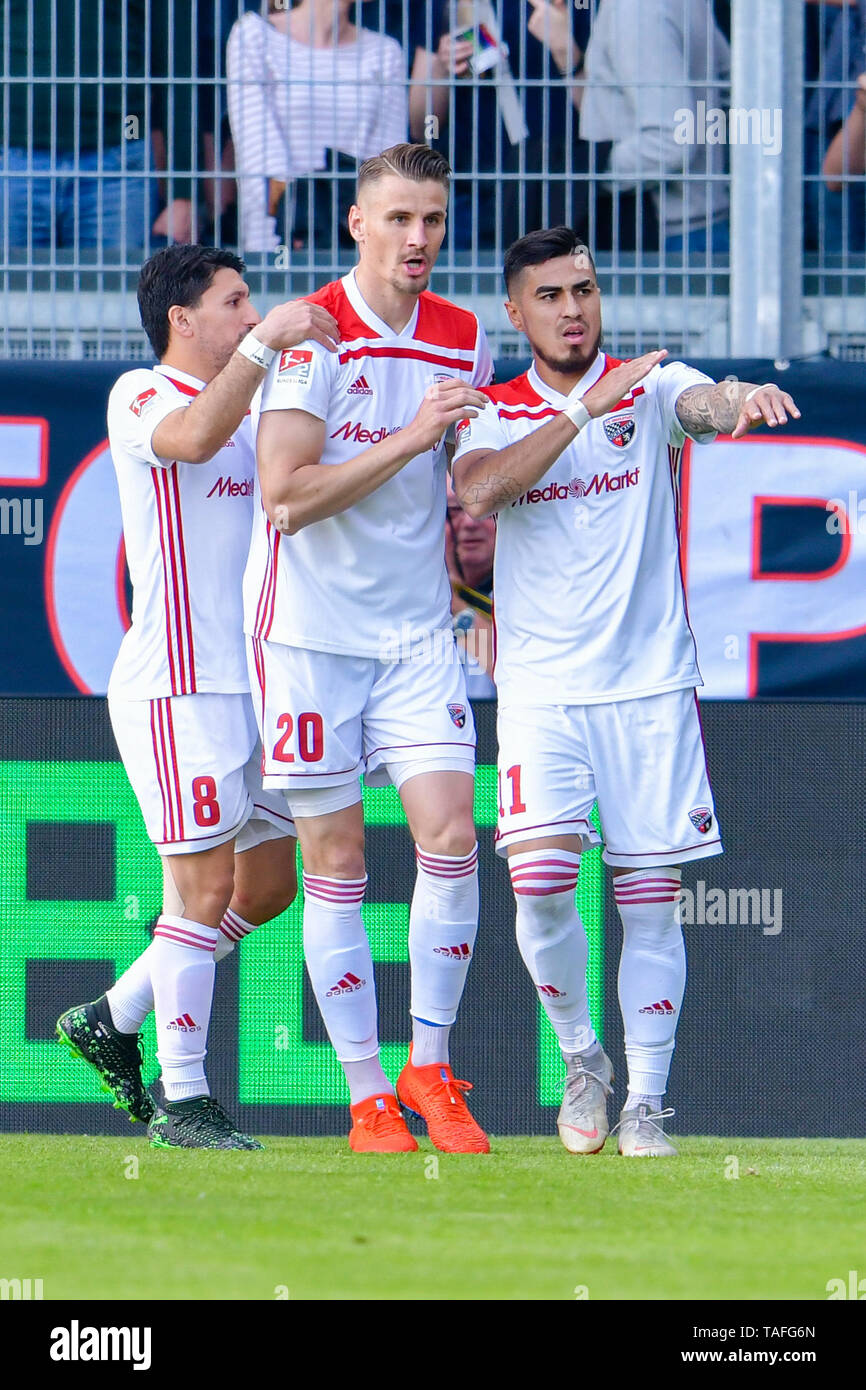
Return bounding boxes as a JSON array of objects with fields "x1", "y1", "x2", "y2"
[
  {"x1": 527, "y1": 351, "x2": 606, "y2": 406},
  {"x1": 341, "y1": 267, "x2": 420, "y2": 341},
  {"x1": 154, "y1": 363, "x2": 207, "y2": 393}
]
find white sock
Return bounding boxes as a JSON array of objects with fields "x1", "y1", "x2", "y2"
[
  {"x1": 409, "y1": 844, "x2": 479, "y2": 1053},
  {"x1": 302, "y1": 873, "x2": 392, "y2": 1105},
  {"x1": 151, "y1": 914, "x2": 218, "y2": 1102},
  {"x1": 106, "y1": 944, "x2": 155, "y2": 1032},
  {"x1": 509, "y1": 850, "x2": 597, "y2": 1054},
  {"x1": 215, "y1": 908, "x2": 261, "y2": 962},
  {"x1": 411, "y1": 1018, "x2": 451, "y2": 1068},
  {"x1": 615, "y1": 869, "x2": 685, "y2": 1097}
]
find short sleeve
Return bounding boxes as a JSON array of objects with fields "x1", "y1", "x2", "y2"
[
  {"x1": 107, "y1": 370, "x2": 189, "y2": 469},
  {"x1": 472, "y1": 321, "x2": 495, "y2": 389},
  {"x1": 654, "y1": 360, "x2": 718, "y2": 448},
  {"x1": 452, "y1": 399, "x2": 508, "y2": 464},
  {"x1": 258, "y1": 342, "x2": 337, "y2": 421}
]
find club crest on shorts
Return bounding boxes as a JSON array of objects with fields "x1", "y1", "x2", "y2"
[
  {"x1": 689, "y1": 806, "x2": 713, "y2": 834},
  {"x1": 447, "y1": 702, "x2": 467, "y2": 728},
  {"x1": 603, "y1": 414, "x2": 636, "y2": 448}
]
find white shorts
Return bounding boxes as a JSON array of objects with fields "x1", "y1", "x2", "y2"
[
  {"x1": 248, "y1": 637, "x2": 476, "y2": 793},
  {"x1": 108, "y1": 691, "x2": 296, "y2": 855},
  {"x1": 495, "y1": 687, "x2": 722, "y2": 867}
]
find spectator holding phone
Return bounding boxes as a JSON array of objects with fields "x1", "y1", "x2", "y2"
[{"x1": 409, "y1": 1, "x2": 591, "y2": 249}]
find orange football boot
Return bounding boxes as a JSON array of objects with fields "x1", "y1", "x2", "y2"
[
  {"x1": 396, "y1": 1046, "x2": 490, "y2": 1153},
  {"x1": 348, "y1": 1093, "x2": 418, "y2": 1153}
]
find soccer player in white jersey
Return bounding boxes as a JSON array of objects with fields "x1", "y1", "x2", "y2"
[
  {"x1": 451, "y1": 227, "x2": 801, "y2": 1157},
  {"x1": 57, "y1": 244, "x2": 340, "y2": 1150},
  {"x1": 244, "y1": 144, "x2": 493, "y2": 1153}
]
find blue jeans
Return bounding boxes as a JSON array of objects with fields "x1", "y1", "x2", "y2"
[
  {"x1": 1, "y1": 142, "x2": 149, "y2": 249},
  {"x1": 665, "y1": 218, "x2": 730, "y2": 257}
]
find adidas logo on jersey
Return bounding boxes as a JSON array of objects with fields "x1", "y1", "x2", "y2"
[
  {"x1": 166, "y1": 1013, "x2": 201, "y2": 1031},
  {"x1": 638, "y1": 1000, "x2": 676, "y2": 1015},
  {"x1": 347, "y1": 375, "x2": 373, "y2": 395},
  {"x1": 206, "y1": 475, "x2": 253, "y2": 498},
  {"x1": 433, "y1": 943, "x2": 472, "y2": 960},
  {"x1": 325, "y1": 972, "x2": 366, "y2": 998}
]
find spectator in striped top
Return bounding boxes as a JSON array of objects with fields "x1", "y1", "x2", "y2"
[{"x1": 226, "y1": 0, "x2": 409, "y2": 252}]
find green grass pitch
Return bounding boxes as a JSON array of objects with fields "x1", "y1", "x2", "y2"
[{"x1": 1, "y1": 1134, "x2": 864, "y2": 1300}]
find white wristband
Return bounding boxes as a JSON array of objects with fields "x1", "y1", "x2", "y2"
[
  {"x1": 236, "y1": 332, "x2": 276, "y2": 369},
  {"x1": 562, "y1": 397, "x2": 591, "y2": 431},
  {"x1": 745, "y1": 383, "x2": 777, "y2": 402}
]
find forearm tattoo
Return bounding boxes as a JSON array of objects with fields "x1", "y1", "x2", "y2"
[
  {"x1": 675, "y1": 381, "x2": 754, "y2": 435},
  {"x1": 459, "y1": 473, "x2": 525, "y2": 513}
]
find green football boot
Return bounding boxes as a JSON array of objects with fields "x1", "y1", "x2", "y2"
[
  {"x1": 148, "y1": 1096, "x2": 264, "y2": 1150},
  {"x1": 56, "y1": 998, "x2": 154, "y2": 1124}
]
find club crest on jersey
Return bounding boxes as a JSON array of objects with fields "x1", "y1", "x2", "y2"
[
  {"x1": 447, "y1": 702, "x2": 467, "y2": 728},
  {"x1": 129, "y1": 387, "x2": 158, "y2": 416},
  {"x1": 603, "y1": 414, "x2": 636, "y2": 448},
  {"x1": 277, "y1": 348, "x2": 313, "y2": 382},
  {"x1": 689, "y1": 806, "x2": 713, "y2": 835}
]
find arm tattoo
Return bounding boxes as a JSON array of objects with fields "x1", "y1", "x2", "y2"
[
  {"x1": 675, "y1": 381, "x2": 754, "y2": 435},
  {"x1": 459, "y1": 473, "x2": 525, "y2": 513}
]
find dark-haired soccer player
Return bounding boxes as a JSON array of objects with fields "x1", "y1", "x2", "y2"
[
  {"x1": 452, "y1": 227, "x2": 800, "y2": 1156},
  {"x1": 245, "y1": 144, "x2": 493, "y2": 1154},
  {"x1": 57, "y1": 244, "x2": 339, "y2": 1149}
]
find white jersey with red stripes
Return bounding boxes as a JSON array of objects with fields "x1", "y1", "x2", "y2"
[
  {"x1": 107, "y1": 364, "x2": 255, "y2": 700},
  {"x1": 451, "y1": 353, "x2": 716, "y2": 707},
  {"x1": 243, "y1": 268, "x2": 494, "y2": 657}
]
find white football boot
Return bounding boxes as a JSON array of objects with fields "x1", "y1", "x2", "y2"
[
  {"x1": 614, "y1": 1104, "x2": 678, "y2": 1157},
  {"x1": 556, "y1": 1048, "x2": 614, "y2": 1154}
]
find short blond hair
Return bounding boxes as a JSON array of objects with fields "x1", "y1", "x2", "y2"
[{"x1": 356, "y1": 144, "x2": 451, "y2": 200}]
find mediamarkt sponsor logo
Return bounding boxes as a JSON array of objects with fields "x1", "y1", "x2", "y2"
[
  {"x1": 513, "y1": 467, "x2": 640, "y2": 506},
  {"x1": 206, "y1": 475, "x2": 253, "y2": 498},
  {"x1": 330, "y1": 420, "x2": 402, "y2": 444}
]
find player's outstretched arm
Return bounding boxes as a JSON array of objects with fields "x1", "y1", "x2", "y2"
[
  {"x1": 150, "y1": 301, "x2": 339, "y2": 465},
  {"x1": 675, "y1": 381, "x2": 801, "y2": 441},
  {"x1": 259, "y1": 378, "x2": 490, "y2": 534},
  {"x1": 454, "y1": 350, "x2": 666, "y2": 519}
]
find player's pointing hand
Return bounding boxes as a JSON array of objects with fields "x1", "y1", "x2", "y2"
[
  {"x1": 255, "y1": 300, "x2": 341, "y2": 354},
  {"x1": 407, "y1": 378, "x2": 491, "y2": 453},
  {"x1": 731, "y1": 384, "x2": 801, "y2": 440},
  {"x1": 581, "y1": 349, "x2": 668, "y2": 419}
]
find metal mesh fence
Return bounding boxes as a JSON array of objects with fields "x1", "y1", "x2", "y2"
[{"x1": 0, "y1": 1, "x2": 862, "y2": 361}]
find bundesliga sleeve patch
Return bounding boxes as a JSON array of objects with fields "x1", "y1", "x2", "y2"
[
  {"x1": 277, "y1": 349, "x2": 314, "y2": 383},
  {"x1": 455, "y1": 420, "x2": 471, "y2": 447},
  {"x1": 129, "y1": 387, "x2": 158, "y2": 416}
]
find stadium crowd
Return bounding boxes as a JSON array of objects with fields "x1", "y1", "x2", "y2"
[{"x1": 4, "y1": 1, "x2": 861, "y2": 260}]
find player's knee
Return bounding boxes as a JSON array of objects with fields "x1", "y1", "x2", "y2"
[
  {"x1": 414, "y1": 818, "x2": 477, "y2": 860},
  {"x1": 183, "y1": 872, "x2": 235, "y2": 928},
  {"x1": 233, "y1": 878, "x2": 297, "y2": 925},
  {"x1": 300, "y1": 838, "x2": 366, "y2": 882},
  {"x1": 513, "y1": 886, "x2": 577, "y2": 935}
]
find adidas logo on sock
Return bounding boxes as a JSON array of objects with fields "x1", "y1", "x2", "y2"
[
  {"x1": 638, "y1": 999, "x2": 676, "y2": 1015},
  {"x1": 433, "y1": 943, "x2": 472, "y2": 960},
  {"x1": 325, "y1": 972, "x2": 366, "y2": 998},
  {"x1": 538, "y1": 983, "x2": 567, "y2": 998},
  {"x1": 166, "y1": 1013, "x2": 201, "y2": 1031},
  {"x1": 347, "y1": 375, "x2": 373, "y2": 395}
]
